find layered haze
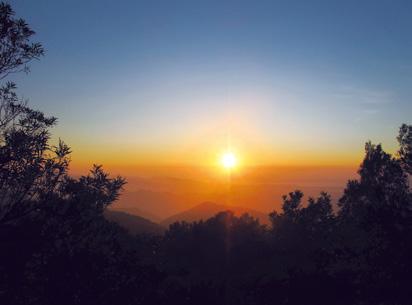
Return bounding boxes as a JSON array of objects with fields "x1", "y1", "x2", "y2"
[{"x1": 102, "y1": 165, "x2": 357, "y2": 222}]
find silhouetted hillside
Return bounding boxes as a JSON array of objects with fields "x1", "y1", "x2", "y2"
[
  {"x1": 105, "y1": 210, "x2": 165, "y2": 235},
  {"x1": 160, "y1": 201, "x2": 270, "y2": 227},
  {"x1": 110, "y1": 206, "x2": 162, "y2": 223}
]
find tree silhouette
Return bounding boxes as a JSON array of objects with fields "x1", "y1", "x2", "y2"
[
  {"x1": 0, "y1": 2, "x2": 43, "y2": 79},
  {"x1": 335, "y1": 141, "x2": 412, "y2": 304},
  {"x1": 0, "y1": 4, "x2": 148, "y2": 305},
  {"x1": 398, "y1": 123, "x2": 412, "y2": 174},
  {"x1": 0, "y1": 1, "x2": 59, "y2": 224}
]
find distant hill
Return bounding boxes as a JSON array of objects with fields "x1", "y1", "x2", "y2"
[
  {"x1": 110, "y1": 206, "x2": 162, "y2": 223},
  {"x1": 160, "y1": 202, "x2": 270, "y2": 228},
  {"x1": 105, "y1": 210, "x2": 165, "y2": 235},
  {"x1": 118, "y1": 189, "x2": 189, "y2": 219}
]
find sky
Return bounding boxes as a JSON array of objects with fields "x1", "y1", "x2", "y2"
[{"x1": 10, "y1": 0, "x2": 412, "y2": 172}]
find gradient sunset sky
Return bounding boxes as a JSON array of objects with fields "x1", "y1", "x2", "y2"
[{"x1": 11, "y1": 0, "x2": 412, "y2": 171}]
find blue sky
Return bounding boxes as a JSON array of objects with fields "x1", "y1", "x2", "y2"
[{"x1": 10, "y1": 0, "x2": 412, "y2": 167}]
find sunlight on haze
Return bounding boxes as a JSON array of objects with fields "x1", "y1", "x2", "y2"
[{"x1": 220, "y1": 151, "x2": 238, "y2": 169}]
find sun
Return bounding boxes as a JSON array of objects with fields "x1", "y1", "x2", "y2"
[{"x1": 220, "y1": 151, "x2": 237, "y2": 169}]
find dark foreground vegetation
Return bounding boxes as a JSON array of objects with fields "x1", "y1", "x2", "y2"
[{"x1": 1, "y1": 3, "x2": 412, "y2": 305}]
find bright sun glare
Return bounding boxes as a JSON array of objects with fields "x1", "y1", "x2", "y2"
[{"x1": 220, "y1": 152, "x2": 237, "y2": 169}]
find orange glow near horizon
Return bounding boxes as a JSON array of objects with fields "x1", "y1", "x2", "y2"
[
  {"x1": 66, "y1": 143, "x2": 365, "y2": 175},
  {"x1": 52, "y1": 98, "x2": 383, "y2": 174}
]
